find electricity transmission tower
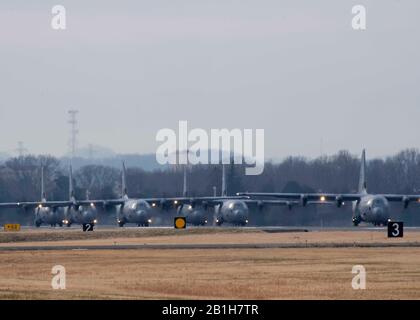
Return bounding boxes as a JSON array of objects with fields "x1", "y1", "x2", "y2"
[{"x1": 16, "y1": 141, "x2": 28, "y2": 157}]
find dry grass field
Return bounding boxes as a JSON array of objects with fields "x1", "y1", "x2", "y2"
[{"x1": 0, "y1": 228, "x2": 420, "y2": 300}]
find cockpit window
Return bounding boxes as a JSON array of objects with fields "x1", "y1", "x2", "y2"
[
  {"x1": 373, "y1": 198, "x2": 384, "y2": 206},
  {"x1": 230, "y1": 201, "x2": 247, "y2": 210},
  {"x1": 136, "y1": 201, "x2": 148, "y2": 209}
]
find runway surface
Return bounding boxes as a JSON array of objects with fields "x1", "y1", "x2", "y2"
[
  {"x1": 1, "y1": 241, "x2": 420, "y2": 251},
  {"x1": 1, "y1": 226, "x2": 420, "y2": 251},
  {"x1": 15, "y1": 225, "x2": 420, "y2": 231}
]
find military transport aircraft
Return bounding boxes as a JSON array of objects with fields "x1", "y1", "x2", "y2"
[
  {"x1": 176, "y1": 164, "x2": 208, "y2": 226},
  {"x1": 35, "y1": 166, "x2": 65, "y2": 227},
  {"x1": 238, "y1": 150, "x2": 420, "y2": 226},
  {"x1": 213, "y1": 165, "x2": 302, "y2": 226},
  {"x1": 62, "y1": 165, "x2": 98, "y2": 227},
  {"x1": 0, "y1": 165, "x2": 66, "y2": 227}
]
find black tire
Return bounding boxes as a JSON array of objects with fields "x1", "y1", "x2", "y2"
[{"x1": 352, "y1": 217, "x2": 360, "y2": 227}]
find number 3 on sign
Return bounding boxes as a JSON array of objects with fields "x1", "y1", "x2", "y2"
[{"x1": 388, "y1": 221, "x2": 403, "y2": 238}]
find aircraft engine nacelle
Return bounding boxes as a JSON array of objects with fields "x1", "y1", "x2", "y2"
[
  {"x1": 159, "y1": 199, "x2": 170, "y2": 211},
  {"x1": 336, "y1": 196, "x2": 344, "y2": 208},
  {"x1": 300, "y1": 195, "x2": 308, "y2": 207},
  {"x1": 402, "y1": 196, "x2": 410, "y2": 209},
  {"x1": 176, "y1": 205, "x2": 183, "y2": 214},
  {"x1": 189, "y1": 199, "x2": 196, "y2": 208}
]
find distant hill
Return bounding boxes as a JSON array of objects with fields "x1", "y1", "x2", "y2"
[
  {"x1": 0, "y1": 152, "x2": 11, "y2": 163},
  {"x1": 60, "y1": 154, "x2": 167, "y2": 171},
  {"x1": 64, "y1": 145, "x2": 117, "y2": 159},
  {"x1": 0, "y1": 149, "x2": 252, "y2": 171}
]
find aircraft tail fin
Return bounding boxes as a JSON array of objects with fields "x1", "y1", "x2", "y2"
[
  {"x1": 69, "y1": 165, "x2": 76, "y2": 202},
  {"x1": 122, "y1": 161, "x2": 128, "y2": 200},
  {"x1": 221, "y1": 164, "x2": 227, "y2": 197},
  {"x1": 358, "y1": 149, "x2": 367, "y2": 193},
  {"x1": 182, "y1": 165, "x2": 188, "y2": 197},
  {"x1": 41, "y1": 165, "x2": 46, "y2": 202}
]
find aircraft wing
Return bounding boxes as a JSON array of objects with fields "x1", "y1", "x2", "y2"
[
  {"x1": 0, "y1": 201, "x2": 73, "y2": 209},
  {"x1": 144, "y1": 196, "x2": 250, "y2": 209},
  {"x1": 76, "y1": 200, "x2": 125, "y2": 207},
  {"x1": 74, "y1": 196, "x2": 250, "y2": 209},
  {"x1": 382, "y1": 195, "x2": 420, "y2": 208},
  {"x1": 382, "y1": 195, "x2": 420, "y2": 201},
  {"x1": 0, "y1": 203, "x2": 24, "y2": 208},
  {"x1": 242, "y1": 199, "x2": 300, "y2": 209},
  {"x1": 237, "y1": 192, "x2": 363, "y2": 206}
]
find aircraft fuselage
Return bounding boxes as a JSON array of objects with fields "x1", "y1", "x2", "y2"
[
  {"x1": 352, "y1": 194, "x2": 390, "y2": 226},
  {"x1": 64, "y1": 204, "x2": 98, "y2": 226},
  {"x1": 34, "y1": 206, "x2": 65, "y2": 227},
  {"x1": 216, "y1": 200, "x2": 249, "y2": 226},
  {"x1": 179, "y1": 205, "x2": 208, "y2": 226},
  {"x1": 118, "y1": 199, "x2": 152, "y2": 227}
]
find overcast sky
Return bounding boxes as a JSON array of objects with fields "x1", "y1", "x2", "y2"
[{"x1": 0, "y1": 1, "x2": 419, "y2": 160}]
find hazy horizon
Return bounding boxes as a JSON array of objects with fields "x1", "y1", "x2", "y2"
[{"x1": 1, "y1": 1, "x2": 419, "y2": 159}]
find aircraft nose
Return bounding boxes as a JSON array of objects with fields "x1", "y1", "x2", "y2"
[
  {"x1": 136, "y1": 210, "x2": 146, "y2": 217},
  {"x1": 372, "y1": 207, "x2": 384, "y2": 217},
  {"x1": 234, "y1": 209, "x2": 248, "y2": 219},
  {"x1": 85, "y1": 208, "x2": 96, "y2": 219}
]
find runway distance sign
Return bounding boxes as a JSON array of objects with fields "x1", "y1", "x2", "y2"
[
  {"x1": 3, "y1": 224, "x2": 21, "y2": 232},
  {"x1": 388, "y1": 221, "x2": 403, "y2": 238},
  {"x1": 174, "y1": 217, "x2": 186, "y2": 229},
  {"x1": 82, "y1": 223, "x2": 94, "y2": 232}
]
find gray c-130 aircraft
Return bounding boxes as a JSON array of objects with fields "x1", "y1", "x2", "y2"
[
  {"x1": 62, "y1": 165, "x2": 98, "y2": 227},
  {"x1": 239, "y1": 150, "x2": 420, "y2": 226},
  {"x1": 0, "y1": 165, "x2": 67, "y2": 226}
]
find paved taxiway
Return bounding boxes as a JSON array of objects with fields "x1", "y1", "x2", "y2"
[
  {"x1": 1, "y1": 226, "x2": 420, "y2": 251},
  {"x1": 1, "y1": 241, "x2": 420, "y2": 251}
]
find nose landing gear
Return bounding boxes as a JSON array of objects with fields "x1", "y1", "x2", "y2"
[{"x1": 352, "y1": 216, "x2": 361, "y2": 226}]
